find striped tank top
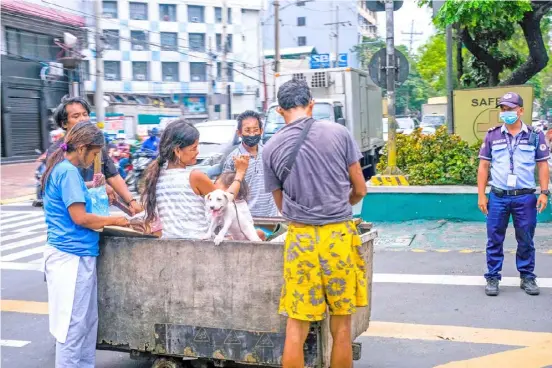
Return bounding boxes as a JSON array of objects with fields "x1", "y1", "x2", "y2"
[{"x1": 156, "y1": 168, "x2": 209, "y2": 239}]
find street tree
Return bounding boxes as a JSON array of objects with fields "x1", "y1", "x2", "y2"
[{"x1": 423, "y1": 0, "x2": 552, "y2": 87}]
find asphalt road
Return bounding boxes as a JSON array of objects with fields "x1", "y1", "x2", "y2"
[{"x1": 2, "y1": 203, "x2": 552, "y2": 368}]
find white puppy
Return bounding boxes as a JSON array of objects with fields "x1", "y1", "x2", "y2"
[{"x1": 204, "y1": 189, "x2": 262, "y2": 245}]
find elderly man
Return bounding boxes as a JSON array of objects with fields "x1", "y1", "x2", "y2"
[
  {"x1": 48, "y1": 96, "x2": 142, "y2": 214},
  {"x1": 478, "y1": 92, "x2": 550, "y2": 297},
  {"x1": 262, "y1": 79, "x2": 367, "y2": 368},
  {"x1": 223, "y1": 110, "x2": 278, "y2": 218}
]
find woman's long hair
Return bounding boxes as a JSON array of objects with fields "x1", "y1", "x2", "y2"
[
  {"x1": 141, "y1": 119, "x2": 200, "y2": 224},
  {"x1": 41, "y1": 121, "x2": 104, "y2": 191}
]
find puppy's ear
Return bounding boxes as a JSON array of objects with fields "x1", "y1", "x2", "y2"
[
  {"x1": 207, "y1": 193, "x2": 211, "y2": 201},
  {"x1": 224, "y1": 192, "x2": 235, "y2": 202}
]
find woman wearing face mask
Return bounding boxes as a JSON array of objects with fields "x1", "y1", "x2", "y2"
[
  {"x1": 41, "y1": 122, "x2": 129, "y2": 367},
  {"x1": 222, "y1": 110, "x2": 279, "y2": 218},
  {"x1": 141, "y1": 118, "x2": 250, "y2": 239}
]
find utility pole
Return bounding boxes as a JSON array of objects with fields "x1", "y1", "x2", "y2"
[
  {"x1": 207, "y1": 36, "x2": 215, "y2": 120},
  {"x1": 445, "y1": 25, "x2": 454, "y2": 133},
  {"x1": 401, "y1": 20, "x2": 422, "y2": 54},
  {"x1": 220, "y1": 0, "x2": 229, "y2": 119},
  {"x1": 334, "y1": 5, "x2": 339, "y2": 67},
  {"x1": 273, "y1": 0, "x2": 280, "y2": 102},
  {"x1": 94, "y1": 0, "x2": 105, "y2": 126},
  {"x1": 383, "y1": 0, "x2": 401, "y2": 175}
]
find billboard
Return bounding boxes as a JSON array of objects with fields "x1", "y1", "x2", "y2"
[{"x1": 453, "y1": 85, "x2": 534, "y2": 144}]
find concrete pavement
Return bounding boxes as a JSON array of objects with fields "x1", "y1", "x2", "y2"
[{"x1": 0, "y1": 162, "x2": 36, "y2": 202}]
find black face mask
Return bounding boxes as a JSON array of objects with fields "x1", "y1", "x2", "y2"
[{"x1": 242, "y1": 134, "x2": 262, "y2": 147}]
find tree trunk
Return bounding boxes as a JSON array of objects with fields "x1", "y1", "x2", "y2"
[
  {"x1": 499, "y1": 3, "x2": 551, "y2": 86},
  {"x1": 454, "y1": 24, "x2": 463, "y2": 85},
  {"x1": 460, "y1": 28, "x2": 503, "y2": 87}
]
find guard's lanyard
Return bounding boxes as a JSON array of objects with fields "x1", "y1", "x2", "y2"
[{"x1": 504, "y1": 132, "x2": 522, "y2": 174}]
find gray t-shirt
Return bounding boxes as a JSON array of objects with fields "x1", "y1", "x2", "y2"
[{"x1": 262, "y1": 117, "x2": 362, "y2": 225}]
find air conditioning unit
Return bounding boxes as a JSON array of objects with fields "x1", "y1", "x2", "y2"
[
  {"x1": 165, "y1": 76, "x2": 174, "y2": 81},
  {"x1": 309, "y1": 71, "x2": 329, "y2": 88},
  {"x1": 136, "y1": 74, "x2": 146, "y2": 81},
  {"x1": 191, "y1": 16, "x2": 199, "y2": 22},
  {"x1": 192, "y1": 76, "x2": 201, "y2": 81},
  {"x1": 105, "y1": 73, "x2": 117, "y2": 80},
  {"x1": 49, "y1": 62, "x2": 64, "y2": 77},
  {"x1": 133, "y1": 45, "x2": 144, "y2": 51},
  {"x1": 103, "y1": 13, "x2": 113, "y2": 18}
]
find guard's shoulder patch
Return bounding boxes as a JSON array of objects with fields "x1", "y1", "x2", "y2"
[{"x1": 488, "y1": 126, "x2": 500, "y2": 132}]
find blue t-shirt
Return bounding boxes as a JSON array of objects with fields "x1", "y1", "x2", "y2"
[
  {"x1": 142, "y1": 136, "x2": 160, "y2": 151},
  {"x1": 44, "y1": 160, "x2": 99, "y2": 257}
]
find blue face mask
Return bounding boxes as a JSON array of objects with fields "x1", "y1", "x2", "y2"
[{"x1": 500, "y1": 111, "x2": 519, "y2": 125}]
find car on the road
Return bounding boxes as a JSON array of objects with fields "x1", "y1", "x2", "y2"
[
  {"x1": 191, "y1": 120, "x2": 240, "y2": 178},
  {"x1": 420, "y1": 114, "x2": 446, "y2": 134},
  {"x1": 382, "y1": 116, "x2": 420, "y2": 141}
]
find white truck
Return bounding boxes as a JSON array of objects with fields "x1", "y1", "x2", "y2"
[{"x1": 264, "y1": 67, "x2": 384, "y2": 179}]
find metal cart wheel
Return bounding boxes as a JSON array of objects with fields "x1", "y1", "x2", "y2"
[{"x1": 151, "y1": 357, "x2": 185, "y2": 368}]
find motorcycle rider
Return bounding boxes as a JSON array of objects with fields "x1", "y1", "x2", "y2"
[
  {"x1": 46, "y1": 96, "x2": 142, "y2": 215},
  {"x1": 141, "y1": 127, "x2": 160, "y2": 152}
]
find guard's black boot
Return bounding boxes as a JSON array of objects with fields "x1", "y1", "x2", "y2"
[
  {"x1": 520, "y1": 278, "x2": 540, "y2": 296},
  {"x1": 485, "y1": 278, "x2": 499, "y2": 296}
]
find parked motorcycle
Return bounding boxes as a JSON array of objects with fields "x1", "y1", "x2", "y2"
[{"x1": 127, "y1": 148, "x2": 157, "y2": 194}]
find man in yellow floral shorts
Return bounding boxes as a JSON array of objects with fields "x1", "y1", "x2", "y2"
[{"x1": 263, "y1": 79, "x2": 368, "y2": 368}]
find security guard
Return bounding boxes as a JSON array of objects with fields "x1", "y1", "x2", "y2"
[{"x1": 478, "y1": 92, "x2": 550, "y2": 297}]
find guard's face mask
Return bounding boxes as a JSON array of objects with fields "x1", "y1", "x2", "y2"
[{"x1": 500, "y1": 111, "x2": 518, "y2": 125}]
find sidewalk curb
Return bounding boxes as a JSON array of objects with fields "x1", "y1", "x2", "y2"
[{"x1": 0, "y1": 194, "x2": 35, "y2": 205}]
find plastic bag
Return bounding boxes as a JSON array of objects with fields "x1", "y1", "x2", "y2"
[{"x1": 88, "y1": 185, "x2": 110, "y2": 216}]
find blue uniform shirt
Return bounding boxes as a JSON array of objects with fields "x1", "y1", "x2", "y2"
[
  {"x1": 142, "y1": 136, "x2": 160, "y2": 151},
  {"x1": 44, "y1": 160, "x2": 100, "y2": 257},
  {"x1": 479, "y1": 123, "x2": 550, "y2": 190}
]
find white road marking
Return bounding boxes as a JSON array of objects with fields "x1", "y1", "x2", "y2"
[
  {"x1": 0, "y1": 235, "x2": 46, "y2": 252},
  {"x1": 0, "y1": 212, "x2": 43, "y2": 226},
  {"x1": 1, "y1": 246, "x2": 45, "y2": 262},
  {"x1": 1, "y1": 218, "x2": 44, "y2": 231},
  {"x1": 0, "y1": 261, "x2": 43, "y2": 271},
  {"x1": 15, "y1": 223, "x2": 46, "y2": 232},
  {"x1": 373, "y1": 273, "x2": 552, "y2": 288},
  {"x1": 0, "y1": 339, "x2": 31, "y2": 348}
]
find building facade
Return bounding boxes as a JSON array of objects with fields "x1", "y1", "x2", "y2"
[
  {"x1": 262, "y1": 0, "x2": 377, "y2": 69},
  {"x1": 1, "y1": 0, "x2": 86, "y2": 160},
  {"x1": 82, "y1": 0, "x2": 264, "y2": 127}
]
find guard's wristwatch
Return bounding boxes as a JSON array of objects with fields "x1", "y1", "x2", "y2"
[{"x1": 541, "y1": 190, "x2": 551, "y2": 197}]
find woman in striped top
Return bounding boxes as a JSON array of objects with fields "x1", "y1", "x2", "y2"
[{"x1": 140, "y1": 119, "x2": 249, "y2": 239}]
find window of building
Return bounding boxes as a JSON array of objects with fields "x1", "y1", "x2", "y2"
[
  {"x1": 130, "y1": 31, "x2": 149, "y2": 51},
  {"x1": 217, "y1": 62, "x2": 233, "y2": 82},
  {"x1": 297, "y1": 1, "x2": 306, "y2": 6},
  {"x1": 104, "y1": 61, "x2": 121, "y2": 80},
  {"x1": 82, "y1": 60, "x2": 90, "y2": 80},
  {"x1": 216, "y1": 34, "x2": 233, "y2": 52},
  {"x1": 129, "y1": 2, "x2": 148, "y2": 20},
  {"x1": 297, "y1": 17, "x2": 306, "y2": 26},
  {"x1": 162, "y1": 62, "x2": 179, "y2": 81},
  {"x1": 214, "y1": 7, "x2": 232, "y2": 24},
  {"x1": 189, "y1": 33, "x2": 205, "y2": 52},
  {"x1": 103, "y1": 30, "x2": 120, "y2": 50},
  {"x1": 297, "y1": 36, "x2": 307, "y2": 46},
  {"x1": 5, "y1": 28, "x2": 61, "y2": 60},
  {"x1": 160, "y1": 32, "x2": 178, "y2": 51},
  {"x1": 188, "y1": 5, "x2": 204, "y2": 23},
  {"x1": 133, "y1": 62, "x2": 149, "y2": 80},
  {"x1": 102, "y1": 1, "x2": 118, "y2": 18},
  {"x1": 190, "y1": 62, "x2": 206, "y2": 82},
  {"x1": 159, "y1": 4, "x2": 176, "y2": 21}
]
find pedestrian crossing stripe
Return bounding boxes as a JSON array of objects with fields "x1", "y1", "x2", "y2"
[{"x1": 370, "y1": 175, "x2": 409, "y2": 186}]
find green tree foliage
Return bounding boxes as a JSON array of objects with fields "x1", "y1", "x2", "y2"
[
  {"x1": 420, "y1": 0, "x2": 551, "y2": 87},
  {"x1": 416, "y1": 34, "x2": 447, "y2": 96},
  {"x1": 377, "y1": 126, "x2": 481, "y2": 185}
]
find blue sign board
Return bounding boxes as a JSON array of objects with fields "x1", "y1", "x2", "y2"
[
  {"x1": 309, "y1": 53, "x2": 331, "y2": 69},
  {"x1": 338, "y1": 53, "x2": 348, "y2": 67}
]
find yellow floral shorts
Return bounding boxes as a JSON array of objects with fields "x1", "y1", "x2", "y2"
[{"x1": 279, "y1": 221, "x2": 368, "y2": 321}]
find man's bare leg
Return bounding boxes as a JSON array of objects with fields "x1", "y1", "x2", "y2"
[
  {"x1": 330, "y1": 315, "x2": 352, "y2": 368},
  {"x1": 282, "y1": 318, "x2": 311, "y2": 368}
]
